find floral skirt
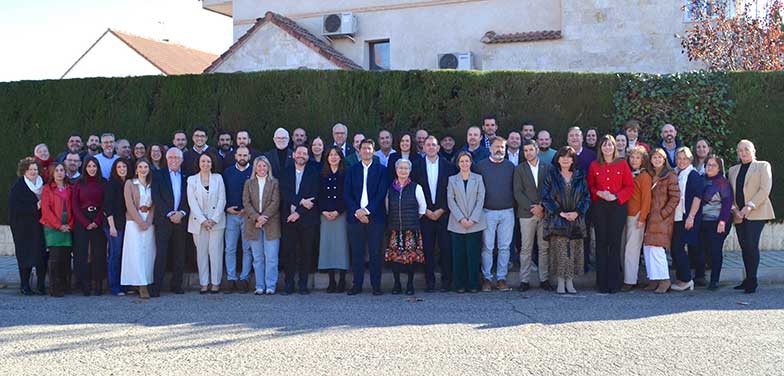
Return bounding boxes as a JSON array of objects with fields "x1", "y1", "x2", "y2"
[{"x1": 385, "y1": 229, "x2": 425, "y2": 265}]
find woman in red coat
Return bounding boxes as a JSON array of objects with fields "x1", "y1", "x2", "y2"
[
  {"x1": 587, "y1": 135, "x2": 635, "y2": 294},
  {"x1": 40, "y1": 163, "x2": 74, "y2": 297}
]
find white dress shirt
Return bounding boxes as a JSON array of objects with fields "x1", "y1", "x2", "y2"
[
  {"x1": 528, "y1": 159, "x2": 540, "y2": 188},
  {"x1": 360, "y1": 160, "x2": 372, "y2": 214},
  {"x1": 426, "y1": 156, "x2": 439, "y2": 205}
]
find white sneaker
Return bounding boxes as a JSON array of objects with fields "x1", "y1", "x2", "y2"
[
  {"x1": 266, "y1": 289, "x2": 275, "y2": 295},
  {"x1": 254, "y1": 289, "x2": 265, "y2": 295}
]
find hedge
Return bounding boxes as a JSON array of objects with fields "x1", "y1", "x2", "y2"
[{"x1": 0, "y1": 70, "x2": 781, "y2": 223}]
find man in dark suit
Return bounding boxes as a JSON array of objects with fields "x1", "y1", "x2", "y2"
[
  {"x1": 331, "y1": 122, "x2": 354, "y2": 158},
  {"x1": 344, "y1": 139, "x2": 389, "y2": 295},
  {"x1": 412, "y1": 136, "x2": 457, "y2": 292},
  {"x1": 183, "y1": 126, "x2": 218, "y2": 175},
  {"x1": 151, "y1": 148, "x2": 190, "y2": 297},
  {"x1": 264, "y1": 127, "x2": 293, "y2": 179},
  {"x1": 279, "y1": 145, "x2": 320, "y2": 295},
  {"x1": 513, "y1": 139, "x2": 553, "y2": 291}
]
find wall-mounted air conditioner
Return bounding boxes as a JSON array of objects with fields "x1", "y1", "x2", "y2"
[
  {"x1": 322, "y1": 12, "x2": 358, "y2": 37},
  {"x1": 438, "y1": 52, "x2": 473, "y2": 70}
]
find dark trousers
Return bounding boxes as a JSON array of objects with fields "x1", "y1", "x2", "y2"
[
  {"x1": 348, "y1": 222, "x2": 385, "y2": 290},
  {"x1": 671, "y1": 221, "x2": 694, "y2": 282},
  {"x1": 153, "y1": 222, "x2": 188, "y2": 294},
  {"x1": 105, "y1": 227, "x2": 124, "y2": 295},
  {"x1": 593, "y1": 200, "x2": 626, "y2": 291},
  {"x1": 18, "y1": 259, "x2": 47, "y2": 291},
  {"x1": 584, "y1": 207, "x2": 593, "y2": 272},
  {"x1": 73, "y1": 221, "x2": 107, "y2": 291},
  {"x1": 282, "y1": 221, "x2": 317, "y2": 290},
  {"x1": 47, "y1": 246, "x2": 71, "y2": 294},
  {"x1": 699, "y1": 220, "x2": 731, "y2": 285},
  {"x1": 420, "y1": 215, "x2": 451, "y2": 287},
  {"x1": 451, "y1": 231, "x2": 481, "y2": 291},
  {"x1": 688, "y1": 235, "x2": 706, "y2": 279},
  {"x1": 735, "y1": 219, "x2": 765, "y2": 286}
]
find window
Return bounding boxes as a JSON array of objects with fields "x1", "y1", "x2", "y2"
[
  {"x1": 684, "y1": 0, "x2": 736, "y2": 22},
  {"x1": 368, "y1": 40, "x2": 390, "y2": 71}
]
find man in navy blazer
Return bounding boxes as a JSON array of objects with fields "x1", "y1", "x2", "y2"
[
  {"x1": 343, "y1": 139, "x2": 390, "y2": 295},
  {"x1": 279, "y1": 145, "x2": 320, "y2": 295},
  {"x1": 412, "y1": 136, "x2": 457, "y2": 292},
  {"x1": 151, "y1": 148, "x2": 190, "y2": 297}
]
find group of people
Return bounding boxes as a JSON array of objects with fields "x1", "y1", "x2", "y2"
[{"x1": 8, "y1": 118, "x2": 773, "y2": 298}]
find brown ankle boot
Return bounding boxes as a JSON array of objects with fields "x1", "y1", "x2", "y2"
[
  {"x1": 644, "y1": 281, "x2": 658, "y2": 291},
  {"x1": 139, "y1": 286, "x2": 150, "y2": 299},
  {"x1": 654, "y1": 280, "x2": 671, "y2": 294}
]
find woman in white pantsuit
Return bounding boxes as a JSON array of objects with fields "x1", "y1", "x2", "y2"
[{"x1": 187, "y1": 153, "x2": 227, "y2": 294}]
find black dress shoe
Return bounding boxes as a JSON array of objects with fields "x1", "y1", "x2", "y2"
[
  {"x1": 707, "y1": 283, "x2": 720, "y2": 291},
  {"x1": 518, "y1": 282, "x2": 531, "y2": 292},
  {"x1": 336, "y1": 280, "x2": 346, "y2": 293},
  {"x1": 540, "y1": 280, "x2": 553, "y2": 291},
  {"x1": 405, "y1": 284, "x2": 415, "y2": 295},
  {"x1": 347, "y1": 287, "x2": 362, "y2": 296},
  {"x1": 391, "y1": 283, "x2": 402, "y2": 295},
  {"x1": 172, "y1": 289, "x2": 185, "y2": 295},
  {"x1": 20, "y1": 287, "x2": 34, "y2": 296},
  {"x1": 424, "y1": 284, "x2": 435, "y2": 293},
  {"x1": 149, "y1": 291, "x2": 161, "y2": 298},
  {"x1": 734, "y1": 280, "x2": 747, "y2": 290},
  {"x1": 694, "y1": 278, "x2": 707, "y2": 287},
  {"x1": 372, "y1": 289, "x2": 383, "y2": 296},
  {"x1": 326, "y1": 282, "x2": 337, "y2": 294},
  {"x1": 36, "y1": 288, "x2": 47, "y2": 295},
  {"x1": 744, "y1": 285, "x2": 757, "y2": 294}
]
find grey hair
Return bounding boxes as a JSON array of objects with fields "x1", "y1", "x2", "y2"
[
  {"x1": 166, "y1": 147, "x2": 183, "y2": 159},
  {"x1": 737, "y1": 139, "x2": 757, "y2": 160},
  {"x1": 33, "y1": 143, "x2": 48, "y2": 155},
  {"x1": 332, "y1": 123, "x2": 348, "y2": 133},
  {"x1": 395, "y1": 158, "x2": 413, "y2": 170}
]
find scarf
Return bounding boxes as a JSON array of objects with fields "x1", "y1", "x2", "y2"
[
  {"x1": 675, "y1": 164, "x2": 695, "y2": 221},
  {"x1": 393, "y1": 177, "x2": 411, "y2": 193},
  {"x1": 24, "y1": 175, "x2": 44, "y2": 199}
]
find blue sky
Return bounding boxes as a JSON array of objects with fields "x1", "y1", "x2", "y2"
[{"x1": 0, "y1": 0, "x2": 232, "y2": 82}]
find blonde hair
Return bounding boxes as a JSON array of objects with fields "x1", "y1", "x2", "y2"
[{"x1": 252, "y1": 156, "x2": 274, "y2": 179}]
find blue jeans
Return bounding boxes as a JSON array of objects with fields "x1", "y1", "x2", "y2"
[
  {"x1": 105, "y1": 227, "x2": 124, "y2": 295},
  {"x1": 481, "y1": 208, "x2": 514, "y2": 281},
  {"x1": 224, "y1": 214, "x2": 251, "y2": 281},
  {"x1": 247, "y1": 229, "x2": 280, "y2": 291}
]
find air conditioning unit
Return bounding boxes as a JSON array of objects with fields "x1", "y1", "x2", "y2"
[
  {"x1": 322, "y1": 12, "x2": 358, "y2": 36},
  {"x1": 437, "y1": 52, "x2": 474, "y2": 70}
]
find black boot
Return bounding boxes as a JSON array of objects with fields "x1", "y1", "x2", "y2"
[
  {"x1": 326, "y1": 271, "x2": 337, "y2": 293},
  {"x1": 406, "y1": 271, "x2": 415, "y2": 295},
  {"x1": 392, "y1": 272, "x2": 402, "y2": 294},
  {"x1": 336, "y1": 271, "x2": 346, "y2": 293}
]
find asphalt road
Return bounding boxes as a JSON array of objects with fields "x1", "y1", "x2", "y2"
[{"x1": 1, "y1": 286, "x2": 783, "y2": 375}]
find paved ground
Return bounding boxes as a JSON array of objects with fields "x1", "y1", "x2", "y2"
[{"x1": 0, "y1": 284, "x2": 783, "y2": 375}]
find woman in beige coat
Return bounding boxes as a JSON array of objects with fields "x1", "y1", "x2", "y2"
[
  {"x1": 728, "y1": 140, "x2": 774, "y2": 294},
  {"x1": 446, "y1": 151, "x2": 486, "y2": 293},
  {"x1": 187, "y1": 153, "x2": 226, "y2": 294},
  {"x1": 242, "y1": 156, "x2": 281, "y2": 295}
]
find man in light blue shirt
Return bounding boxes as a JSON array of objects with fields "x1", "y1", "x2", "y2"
[{"x1": 94, "y1": 133, "x2": 119, "y2": 180}]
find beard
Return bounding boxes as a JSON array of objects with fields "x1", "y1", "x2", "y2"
[
  {"x1": 220, "y1": 144, "x2": 232, "y2": 152},
  {"x1": 237, "y1": 160, "x2": 248, "y2": 167},
  {"x1": 88, "y1": 144, "x2": 100, "y2": 152}
]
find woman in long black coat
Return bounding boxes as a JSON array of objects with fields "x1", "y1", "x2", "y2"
[{"x1": 8, "y1": 158, "x2": 47, "y2": 295}]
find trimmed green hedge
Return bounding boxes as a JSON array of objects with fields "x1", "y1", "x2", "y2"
[{"x1": 0, "y1": 70, "x2": 781, "y2": 223}]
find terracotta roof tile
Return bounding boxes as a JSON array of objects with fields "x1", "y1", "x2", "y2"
[
  {"x1": 109, "y1": 30, "x2": 218, "y2": 75},
  {"x1": 481, "y1": 30, "x2": 562, "y2": 44},
  {"x1": 204, "y1": 11, "x2": 363, "y2": 72}
]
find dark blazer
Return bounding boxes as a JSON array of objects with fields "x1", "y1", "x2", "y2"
[
  {"x1": 8, "y1": 177, "x2": 46, "y2": 268},
  {"x1": 263, "y1": 147, "x2": 293, "y2": 179},
  {"x1": 279, "y1": 163, "x2": 320, "y2": 227},
  {"x1": 411, "y1": 156, "x2": 457, "y2": 212},
  {"x1": 344, "y1": 160, "x2": 390, "y2": 225},
  {"x1": 182, "y1": 147, "x2": 218, "y2": 176},
  {"x1": 678, "y1": 169, "x2": 704, "y2": 246},
  {"x1": 152, "y1": 168, "x2": 189, "y2": 228},
  {"x1": 513, "y1": 159, "x2": 552, "y2": 218},
  {"x1": 387, "y1": 153, "x2": 421, "y2": 180}
]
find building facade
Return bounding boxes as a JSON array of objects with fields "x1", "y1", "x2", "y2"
[{"x1": 204, "y1": 0, "x2": 704, "y2": 74}]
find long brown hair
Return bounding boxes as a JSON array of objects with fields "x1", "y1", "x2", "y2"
[
  {"x1": 321, "y1": 146, "x2": 345, "y2": 176},
  {"x1": 597, "y1": 134, "x2": 620, "y2": 165}
]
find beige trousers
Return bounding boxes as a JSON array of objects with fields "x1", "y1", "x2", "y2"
[{"x1": 519, "y1": 216, "x2": 549, "y2": 283}]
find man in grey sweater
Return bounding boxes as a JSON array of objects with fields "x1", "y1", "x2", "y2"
[{"x1": 474, "y1": 137, "x2": 516, "y2": 292}]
